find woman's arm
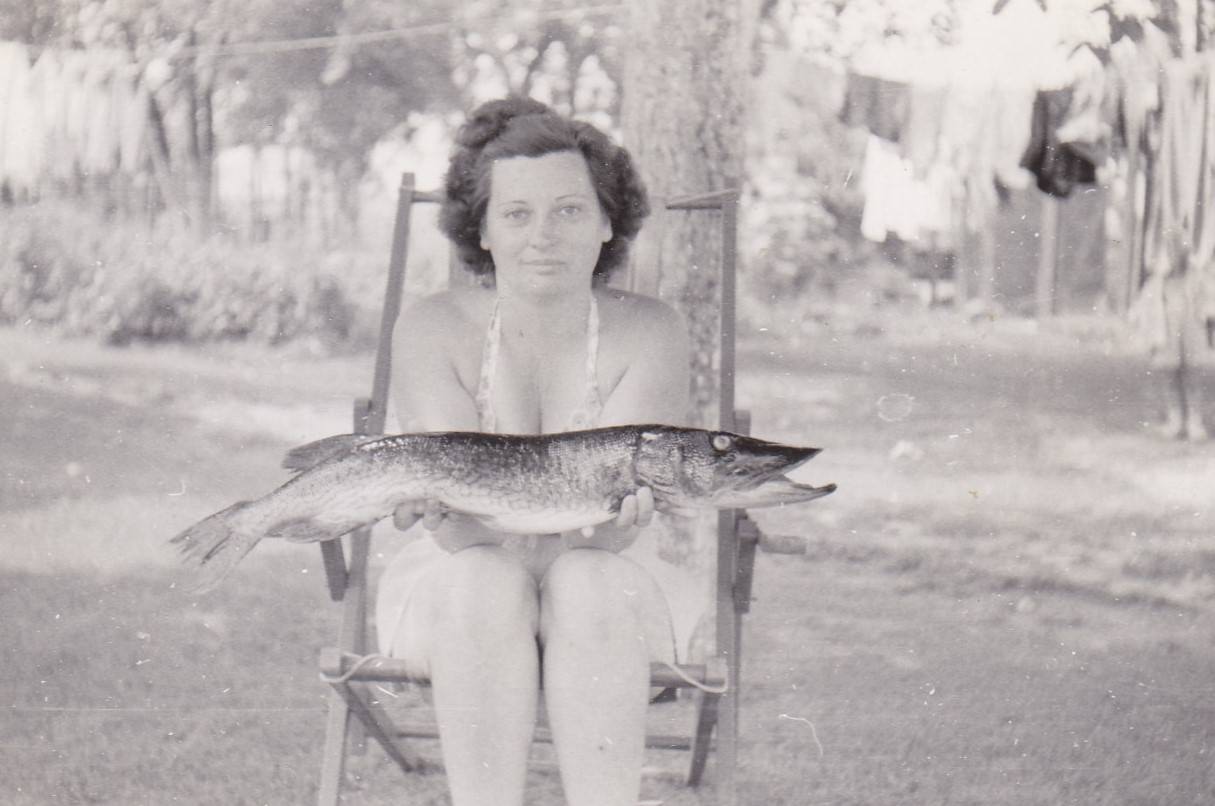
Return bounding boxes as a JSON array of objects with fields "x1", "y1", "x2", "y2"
[
  {"x1": 391, "y1": 292, "x2": 504, "y2": 549},
  {"x1": 565, "y1": 294, "x2": 691, "y2": 550},
  {"x1": 597, "y1": 294, "x2": 692, "y2": 428},
  {"x1": 391, "y1": 293, "x2": 480, "y2": 432}
]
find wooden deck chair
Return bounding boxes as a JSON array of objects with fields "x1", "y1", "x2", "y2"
[{"x1": 313, "y1": 173, "x2": 785, "y2": 806}]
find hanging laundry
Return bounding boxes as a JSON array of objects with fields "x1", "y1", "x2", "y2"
[
  {"x1": 860, "y1": 134, "x2": 955, "y2": 248},
  {"x1": 1189, "y1": 52, "x2": 1215, "y2": 336},
  {"x1": 1108, "y1": 26, "x2": 1173, "y2": 307},
  {"x1": 840, "y1": 70, "x2": 910, "y2": 144},
  {"x1": 0, "y1": 41, "x2": 37, "y2": 197},
  {"x1": 1188, "y1": 52, "x2": 1215, "y2": 281},
  {"x1": 1145, "y1": 58, "x2": 1206, "y2": 275},
  {"x1": 1055, "y1": 46, "x2": 1111, "y2": 167},
  {"x1": 1019, "y1": 88, "x2": 1098, "y2": 198},
  {"x1": 1133, "y1": 53, "x2": 1215, "y2": 363},
  {"x1": 902, "y1": 81, "x2": 948, "y2": 177},
  {"x1": 119, "y1": 77, "x2": 149, "y2": 174},
  {"x1": 938, "y1": 80, "x2": 1000, "y2": 233}
]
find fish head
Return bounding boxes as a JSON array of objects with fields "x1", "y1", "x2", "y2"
[{"x1": 635, "y1": 427, "x2": 835, "y2": 510}]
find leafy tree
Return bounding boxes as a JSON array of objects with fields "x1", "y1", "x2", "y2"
[
  {"x1": 0, "y1": 0, "x2": 64, "y2": 45},
  {"x1": 762, "y1": 0, "x2": 962, "y2": 65},
  {"x1": 219, "y1": 0, "x2": 456, "y2": 156},
  {"x1": 449, "y1": 0, "x2": 622, "y2": 119}
]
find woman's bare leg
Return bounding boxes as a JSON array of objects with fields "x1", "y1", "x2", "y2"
[
  {"x1": 539, "y1": 548, "x2": 662, "y2": 806},
  {"x1": 411, "y1": 545, "x2": 540, "y2": 806}
]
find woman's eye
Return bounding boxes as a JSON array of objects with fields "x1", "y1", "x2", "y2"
[
  {"x1": 558, "y1": 204, "x2": 583, "y2": 217},
  {"x1": 503, "y1": 209, "x2": 529, "y2": 222}
]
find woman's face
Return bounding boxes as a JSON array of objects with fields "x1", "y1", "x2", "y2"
[{"x1": 480, "y1": 150, "x2": 612, "y2": 298}]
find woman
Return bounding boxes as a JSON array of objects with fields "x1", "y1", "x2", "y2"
[{"x1": 374, "y1": 97, "x2": 691, "y2": 806}]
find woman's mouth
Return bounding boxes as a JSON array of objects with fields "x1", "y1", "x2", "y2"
[{"x1": 523, "y1": 260, "x2": 565, "y2": 273}]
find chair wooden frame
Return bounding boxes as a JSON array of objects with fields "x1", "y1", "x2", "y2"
[{"x1": 313, "y1": 173, "x2": 770, "y2": 806}]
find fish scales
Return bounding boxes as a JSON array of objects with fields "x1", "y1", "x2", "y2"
[{"x1": 365, "y1": 430, "x2": 637, "y2": 518}]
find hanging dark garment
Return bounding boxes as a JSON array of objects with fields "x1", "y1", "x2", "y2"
[
  {"x1": 840, "y1": 70, "x2": 910, "y2": 143},
  {"x1": 1019, "y1": 89, "x2": 1097, "y2": 197}
]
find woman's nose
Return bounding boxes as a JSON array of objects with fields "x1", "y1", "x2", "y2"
[{"x1": 528, "y1": 213, "x2": 558, "y2": 247}]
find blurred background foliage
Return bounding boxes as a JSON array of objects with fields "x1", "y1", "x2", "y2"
[{"x1": 0, "y1": 0, "x2": 1172, "y2": 346}]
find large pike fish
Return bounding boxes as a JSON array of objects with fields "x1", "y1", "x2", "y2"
[{"x1": 172, "y1": 424, "x2": 835, "y2": 591}]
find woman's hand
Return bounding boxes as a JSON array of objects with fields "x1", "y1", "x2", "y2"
[
  {"x1": 562, "y1": 486, "x2": 654, "y2": 552},
  {"x1": 392, "y1": 499, "x2": 447, "y2": 532},
  {"x1": 393, "y1": 501, "x2": 504, "y2": 552},
  {"x1": 614, "y1": 486, "x2": 655, "y2": 530}
]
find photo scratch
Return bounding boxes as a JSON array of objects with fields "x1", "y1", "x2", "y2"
[{"x1": 779, "y1": 713, "x2": 825, "y2": 758}]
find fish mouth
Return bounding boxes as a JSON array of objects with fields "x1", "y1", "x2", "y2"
[
  {"x1": 730, "y1": 476, "x2": 837, "y2": 507},
  {"x1": 749, "y1": 444, "x2": 821, "y2": 483},
  {"x1": 727, "y1": 439, "x2": 821, "y2": 488},
  {"x1": 715, "y1": 439, "x2": 834, "y2": 508}
]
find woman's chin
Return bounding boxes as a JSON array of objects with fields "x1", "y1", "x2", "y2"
[{"x1": 520, "y1": 275, "x2": 582, "y2": 297}]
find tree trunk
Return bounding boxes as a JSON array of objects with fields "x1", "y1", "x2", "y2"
[
  {"x1": 619, "y1": 0, "x2": 759, "y2": 662},
  {"x1": 620, "y1": 0, "x2": 758, "y2": 428},
  {"x1": 183, "y1": 28, "x2": 218, "y2": 235}
]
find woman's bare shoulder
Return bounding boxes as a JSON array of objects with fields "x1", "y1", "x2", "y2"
[
  {"x1": 595, "y1": 288, "x2": 691, "y2": 424},
  {"x1": 399, "y1": 286, "x2": 493, "y2": 342},
  {"x1": 597, "y1": 287, "x2": 687, "y2": 340}
]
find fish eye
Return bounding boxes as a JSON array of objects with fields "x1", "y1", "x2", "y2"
[{"x1": 712, "y1": 434, "x2": 732, "y2": 452}]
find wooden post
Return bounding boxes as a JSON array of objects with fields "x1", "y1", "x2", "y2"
[
  {"x1": 978, "y1": 215, "x2": 997, "y2": 310},
  {"x1": 953, "y1": 196, "x2": 970, "y2": 305},
  {"x1": 1120, "y1": 148, "x2": 1142, "y2": 314},
  {"x1": 1036, "y1": 194, "x2": 1060, "y2": 317}
]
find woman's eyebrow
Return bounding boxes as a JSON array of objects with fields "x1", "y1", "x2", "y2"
[{"x1": 494, "y1": 192, "x2": 589, "y2": 205}]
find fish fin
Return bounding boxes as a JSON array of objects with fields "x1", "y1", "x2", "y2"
[
  {"x1": 169, "y1": 502, "x2": 261, "y2": 594},
  {"x1": 266, "y1": 518, "x2": 336, "y2": 543},
  {"x1": 281, "y1": 434, "x2": 375, "y2": 473}
]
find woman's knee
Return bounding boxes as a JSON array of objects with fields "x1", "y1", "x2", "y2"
[
  {"x1": 435, "y1": 546, "x2": 540, "y2": 637},
  {"x1": 540, "y1": 549, "x2": 646, "y2": 643}
]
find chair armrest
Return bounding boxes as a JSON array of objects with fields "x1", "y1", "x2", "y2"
[
  {"x1": 732, "y1": 517, "x2": 808, "y2": 615},
  {"x1": 758, "y1": 532, "x2": 808, "y2": 555},
  {"x1": 354, "y1": 397, "x2": 374, "y2": 436},
  {"x1": 733, "y1": 514, "x2": 760, "y2": 615}
]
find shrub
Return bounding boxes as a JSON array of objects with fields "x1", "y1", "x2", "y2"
[{"x1": 0, "y1": 201, "x2": 375, "y2": 349}]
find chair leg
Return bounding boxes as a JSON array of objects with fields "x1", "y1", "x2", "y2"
[
  {"x1": 317, "y1": 688, "x2": 351, "y2": 806},
  {"x1": 334, "y1": 681, "x2": 427, "y2": 773},
  {"x1": 715, "y1": 587, "x2": 744, "y2": 805},
  {"x1": 716, "y1": 680, "x2": 739, "y2": 806},
  {"x1": 687, "y1": 690, "x2": 721, "y2": 787}
]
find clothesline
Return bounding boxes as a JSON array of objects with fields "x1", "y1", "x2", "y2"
[
  {"x1": 170, "y1": 4, "x2": 626, "y2": 59},
  {"x1": 845, "y1": 24, "x2": 1215, "y2": 323}
]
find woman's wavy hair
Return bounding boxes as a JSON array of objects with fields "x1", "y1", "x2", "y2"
[{"x1": 439, "y1": 97, "x2": 650, "y2": 282}]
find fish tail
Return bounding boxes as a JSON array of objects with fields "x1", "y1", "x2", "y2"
[{"x1": 170, "y1": 501, "x2": 262, "y2": 594}]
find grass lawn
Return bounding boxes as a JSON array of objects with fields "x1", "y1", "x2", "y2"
[{"x1": 2, "y1": 309, "x2": 1213, "y2": 805}]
